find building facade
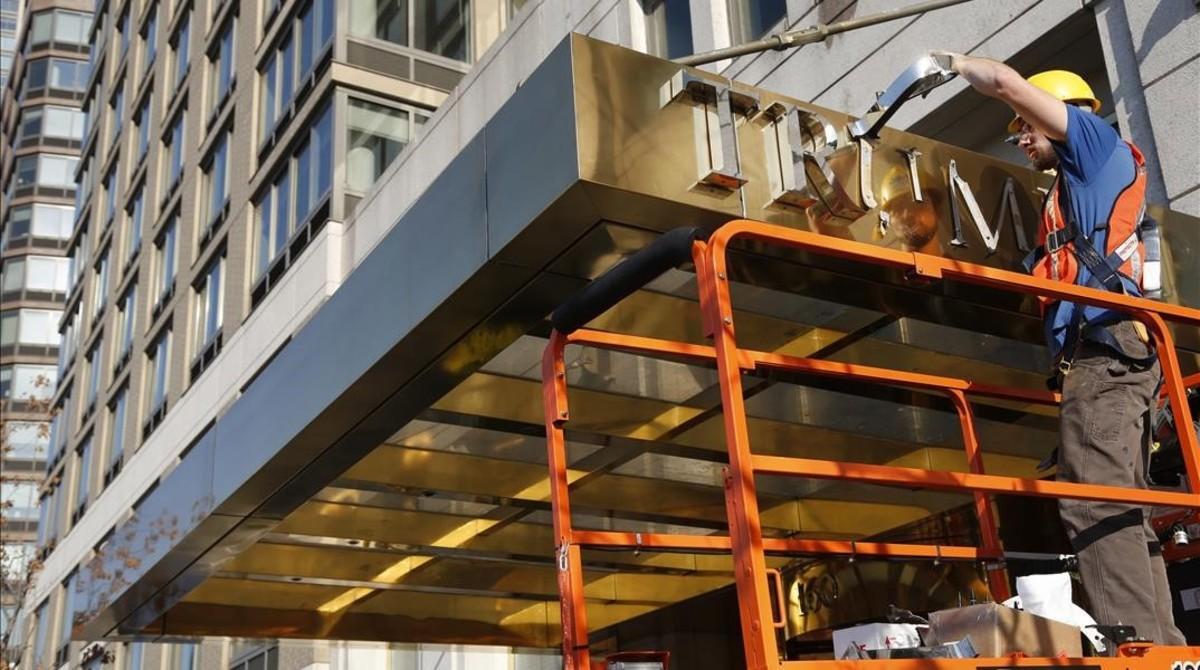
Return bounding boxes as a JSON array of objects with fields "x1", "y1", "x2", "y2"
[
  {"x1": 0, "y1": 0, "x2": 21, "y2": 90},
  {"x1": 18, "y1": 1, "x2": 1199, "y2": 669},
  {"x1": 0, "y1": 0, "x2": 88, "y2": 655}
]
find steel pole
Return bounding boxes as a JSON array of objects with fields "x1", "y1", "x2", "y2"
[{"x1": 673, "y1": 0, "x2": 979, "y2": 66}]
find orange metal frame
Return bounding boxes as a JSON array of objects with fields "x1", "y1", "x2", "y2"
[{"x1": 542, "y1": 220, "x2": 1200, "y2": 670}]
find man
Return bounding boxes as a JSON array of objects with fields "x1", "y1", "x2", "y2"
[{"x1": 931, "y1": 51, "x2": 1185, "y2": 645}]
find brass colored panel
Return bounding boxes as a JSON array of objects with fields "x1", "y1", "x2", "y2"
[{"x1": 184, "y1": 578, "x2": 349, "y2": 610}]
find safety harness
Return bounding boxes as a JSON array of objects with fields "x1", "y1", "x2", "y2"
[{"x1": 1022, "y1": 176, "x2": 1157, "y2": 385}]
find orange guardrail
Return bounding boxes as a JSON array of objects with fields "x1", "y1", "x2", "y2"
[{"x1": 543, "y1": 220, "x2": 1200, "y2": 670}]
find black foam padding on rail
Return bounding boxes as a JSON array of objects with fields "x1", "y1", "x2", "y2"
[{"x1": 551, "y1": 227, "x2": 703, "y2": 334}]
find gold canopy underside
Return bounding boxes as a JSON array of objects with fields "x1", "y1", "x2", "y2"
[{"x1": 171, "y1": 224, "x2": 1072, "y2": 647}]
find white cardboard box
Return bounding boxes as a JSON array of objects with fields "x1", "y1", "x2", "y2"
[{"x1": 832, "y1": 623, "x2": 923, "y2": 659}]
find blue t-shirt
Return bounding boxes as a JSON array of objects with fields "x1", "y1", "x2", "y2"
[{"x1": 1043, "y1": 105, "x2": 1140, "y2": 359}]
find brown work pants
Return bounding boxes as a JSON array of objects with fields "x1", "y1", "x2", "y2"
[{"x1": 1057, "y1": 321, "x2": 1185, "y2": 644}]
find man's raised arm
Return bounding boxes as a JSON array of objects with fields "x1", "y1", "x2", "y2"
[{"x1": 932, "y1": 51, "x2": 1068, "y2": 141}]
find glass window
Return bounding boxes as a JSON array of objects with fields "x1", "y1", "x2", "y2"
[
  {"x1": 163, "y1": 110, "x2": 186, "y2": 192},
  {"x1": 42, "y1": 154, "x2": 79, "y2": 188},
  {"x1": 0, "y1": 481, "x2": 39, "y2": 520},
  {"x1": 28, "y1": 10, "x2": 90, "y2": 48},
  {"x1": 350, "y1": 0, "x2": 470, "y2": 61},
  {"x1": 124, "y1": 185, "x2": 145, "y2": 265},
  {"x1": 50, "y1": 59, "x2": 87, "y2": 89},
  {"x1": 1, "y1": 309, "x2": 63, "y2": 346},
  {"x1": 118, "y1": 7, "x2": 131, "y2": 60},
  {"x1": 260, "y1": 52, "x2": 276, "y2": 137},
  {"x1": 208, "y1": 17, "x2": 236, "y2": 113},
  {"x1": 31, "y1": 11, "x2": 53, "y2": 44},
  {"x1": 85, "y1": 340, "x2": 103, "y2": 408},
  {"x1": 32, "y1": 601, "x2": 51, "y2": 666},
  {"x1": 104, "y1": 166, "x2": 119, "y2": 224},
  {"x1": 69, "y1": 229, "x2": 90, "y2": 291},
  {"x1": 58, "y1": 574, "x2": 75, "y2": 655},
  {"x1": 351, "y1": 1, "x2": 406, "y2": 50},
  {"x1": 146, "y1": 327, "x2": 171, "y2": 417},
  {"x1": 298, "y1": 2, "x2": 314, "y2": 75},
  {"x1": 110, "y1": 80, "x2": 126, "y2": 145},
  {"x1": 55, "y1": 10, "x2": 90, "y2": 45},
  {"x1": 294, "y1": 140, "x2": 312, "y2": 224},
  {"x1": 24, "y1": 58, "x2": 49, "y2": 91},
  {"x1": 279, "y1": 35, "x2": 294, "y2": 117},
  {"x1": 347, "y1": 99, "x2": 408, "y2": 192},
  {"x1": 252, "y1": 98, "x2": 332, "y2": 282},
  {"x1": 17, "y1": 105, "x2": 86, "y2": 143},
  {"x1": 258, "y1": 0, "x2": 334, "y2": 138},
  {"x1": 415, "y1": 0, "x2": 469, "y2": 61},
  {"x1": 115, "y1": 286, "x2": 136, "y2": 363},
  {"x1": 192, "y1": 254, "x2": 224, "y2": 356},
  {"x1": 74, "y1": 437, "x2": 93, "y2": 512},
  {"x1": 202, "y1": 131, "x2": 230, "y2": 228},
  {"x1": 29, "y1": 57, "x2": 89, "y2": 92},
  {"x1": 254, "y1": 164, "x2": 290, "y2": 281},
  {"x1": 142, "y1": 9, "x2": 157, "y2": 75},
  {"x1": 0, "y1": 365, "x2": 57, "y2": 404},
  {"x1": 2, "y1": 420, "x2": 51, "y2": 460},
  {"x1": 107, "y1": 387, "x2": 128, "y2": 471},
  {"x1": 153, "y1": 215, "x2": 178, "y2": 305},
  {"x1": 134, "y1": 96, "x2": 152, "y2": 162},
  {"x1": 92, "y1": 248, "x2": 109, "y2": 319},
  {"x1": 16, "y1": 154, "x2": 80, "y2": 189},
  {"x1": 170, "y1": 12, "x2": 191, "y2": 91},
  {"x1": 729, "y1": 0, "x2": 786, "y2": 41},
  {"x1": 176, "y1": 643, "x2": 197, "y2": 670},
  {"x1": 643, "y1": 0, "x2": 693, "y2": 60},
  {"x1": 3, "y1": 256, "x2": 70, "y2": 294},
  {"x1": 127, "y1": 642, "x2": 145, "y2": 670},
  {"x1": 48, "y1": 387, "x2": 72, "y2": 465},
  {"x1": 314, "y1": 102, "x2": 333, "y2": 196}
]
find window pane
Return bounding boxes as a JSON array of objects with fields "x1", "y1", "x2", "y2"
[
  {"x1": 351, "y1": 0, "x2": 407, "y2": 46},
  {"x1": 260, "y1": 53, "x2": 276, "y2": 136},
  {"x1": 255, "y1": 186, "x2": 273, "y2": 280},
  {"x1": 40, "y1": 155, "x2": 79, "y2": 187},
  {"x1": 314, "y1": 102, "x2": 333, "y2": 196},
  {"x1": 32, "y1": 204, "x2": 74, "y2": 238},
  {"x1": 347, "y1": 99, "x2": 408, "y2": 192},
  {"x1": 173, "y1": 14, "x2": 190, "y2": 89},
  {"x1": 4, "y1": 421, "x2": 50, "y2": 460},
  {"x1": 298, "y1": 4, "x2": 314, "y2": 75},
  {"x1": 730, "y1": 0, "x2": 786, "y2": 41},
  {"x1": 108, "y1": 388, "x2": 127, "y2": 469},
  {"x1": 295, "y1": 142, "x2": 312, "y2": 223},
  {"x1": 25, "y1": 59, "x2": 48, "y2": 90},
  {"x1": 274, "y1": 171, "x2": 290, "y2": 255},
  {"x1": 280, "y1": 36, "x2": 294, "y2": 109},
  {"x1": 414, "y1": 0, "x2": 469, "y2": 61}
]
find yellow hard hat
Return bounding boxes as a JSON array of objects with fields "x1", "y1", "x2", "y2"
[{"x1": 1006, "y1": 70, "x2": 1101, "y2": 134}]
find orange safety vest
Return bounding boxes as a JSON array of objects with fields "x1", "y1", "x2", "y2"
[{"x1": 1028, "y1": 141, "x2": 1148, "y2": 309}]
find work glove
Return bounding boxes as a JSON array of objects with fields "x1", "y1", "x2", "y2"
[{"x1": 929, "y1": 50, "x2": 963, "y2": 73}]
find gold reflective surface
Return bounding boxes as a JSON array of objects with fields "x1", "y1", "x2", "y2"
[{"x1": 145, "y1": 36, "x2": 1199, "y2": 651}]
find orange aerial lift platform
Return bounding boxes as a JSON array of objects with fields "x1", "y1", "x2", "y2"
[{"x1": 541, "y1": 221, "x2": 1200, "y2": 670}]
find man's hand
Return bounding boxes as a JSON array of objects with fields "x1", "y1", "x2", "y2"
[{"x1": 928, "y1": 50, "x2": 1067, "y2": 141}]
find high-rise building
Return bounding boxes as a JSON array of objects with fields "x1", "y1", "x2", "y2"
[
  {"x1": 0, "y1": 0, "x2": 89, "y2": 654},
  {"x1": 17, "y1": 1, "x2": 1200, "y2": 668},
  {"x1": 0, "y1": 0, "x2": 22, "y2": 90}
]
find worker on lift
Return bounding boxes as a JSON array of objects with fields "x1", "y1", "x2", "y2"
[{"x1": 929, "y1": 52, "x2": 1185, "y2": 645}]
